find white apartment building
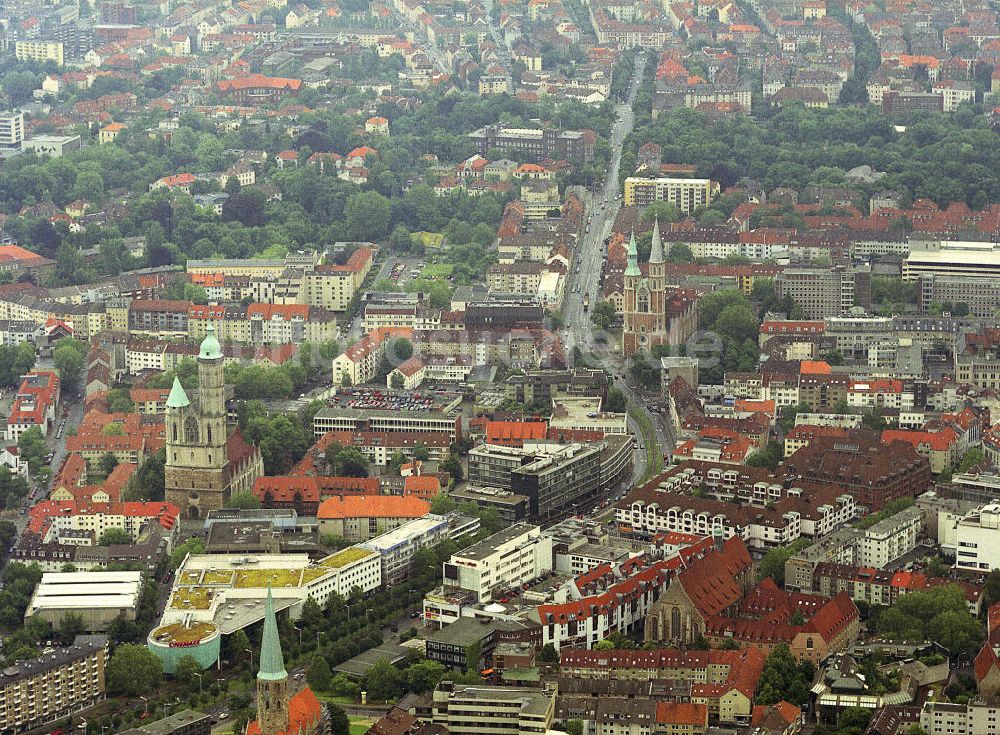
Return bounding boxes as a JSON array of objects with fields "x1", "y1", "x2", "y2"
[
  {"x1": 921, "y1": 700, "x2": 1000, "y2": 735},
  {"x1": 441, "y1": 523, "x2": 552, "y2": 603},
  {"x1": 954, "y1": 503, "x2": 1000, "y2": 573},
  {"x1": 0, "y1": 111, "x2": 24, "y2": 148},
  {"x1": 623, "y1": 177, "x2": 720, "y2": 212},
  {"x1": 857, "y1": 505, "x2": 924, "y2": 568}
]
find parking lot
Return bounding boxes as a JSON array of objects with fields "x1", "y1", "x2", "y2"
[{"x1": 332, "y1": 387, "x2": 462, "y2": 413}]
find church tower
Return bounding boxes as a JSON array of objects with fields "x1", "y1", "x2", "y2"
[
  {"x1": 256, "y1": 588, "x2": 290, "y2": 735},
  {"x1": 647, "y1": 218, "x2": 667, "y2": 337},
  {"x1": 165, "y1": 323, "x2": 231, "y2": 519}
]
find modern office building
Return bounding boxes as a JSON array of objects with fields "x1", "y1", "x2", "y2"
[
  {"x1": 953, "y1": 503, "x2": 1000, "y2": 573},
  {"x1": 468, "y1": 437, "x2": 631, "y2": 516},
  {"x1": 440, "y1": 523, "x2": 552, "y2": 603},
  {"x1": 623, "y1": 176, "x2": 720, "y2": 212},
  {"x1": 0, "y1": 635, "x2": 108, "y2": 733},
  {"x1": 360, "y1": 513, "x2": 480, "y2": 585},
  {"x1": 430, "y1": 682, "x2": 557, "y2": 735}
]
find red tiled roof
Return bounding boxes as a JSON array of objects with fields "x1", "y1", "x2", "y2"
[
  {"x1": 218, "y1": 73, "x2": 302, "y2": 93},
  {"x1": 316, "y1": 495, "x2": 429, "y2": 519},
  {"x1": 655, "y1": 702, "x2": 706, "y2": 726},
  {"x1": 253, "y1": 476, "x2": 379, "y2": 504},
  {"x1": 486, "y1": 421, "x2": 548, "y2": 443}
]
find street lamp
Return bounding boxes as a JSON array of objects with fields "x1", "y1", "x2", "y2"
[
  {"x1": 293, "y1": 625, "x2": 303, "y2": 647},
  {"x1": 193, "y1": 671, "x2": 203, "y2": 693},
  {"x1": 139, "y1": 696, "x2": 148, "y2": 716},
  {"x1": 245, "y1": 648, "x2": 254, "y2": 671}
]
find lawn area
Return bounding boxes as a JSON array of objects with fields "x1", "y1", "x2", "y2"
[
  {"x1": 420, "y1": 263, "x2": 453, "y2": 278},
  {"x1": 349, "y1": 716, "x2": 374, "y2": 735}
]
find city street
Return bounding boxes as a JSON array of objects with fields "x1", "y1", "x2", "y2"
[{"x1": 560, "y1": 54, "x2": 645, "y2": 356}]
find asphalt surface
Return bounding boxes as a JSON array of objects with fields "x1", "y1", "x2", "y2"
[{"x1": 560, "y1": 55, "x2": 645, "y2": 357}]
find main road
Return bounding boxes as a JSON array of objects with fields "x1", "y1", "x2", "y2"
[
  {"x1": 561, "y1": 54, "x2": 645, "y2": 354},
  {"x1": 558, "y1": 53, "x2": 675, "y2": 477}
]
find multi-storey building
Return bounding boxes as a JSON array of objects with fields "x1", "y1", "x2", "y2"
[
  {"x1": 468, "y1": 438, "x2": 631, "y2": 517},
  {"x1": 128, "y1": 300, "x2": 190, "y2": 337},
  {"x1": 917, "y1": 274, "x2": 1000, "y2": 318},
  {"x1": 783, "y1": 435, "x2": 931, "y2": 511},
  {"x1": 559, "y1": 648, "x2": 764, "y2": 726},
  {"x1": 316, "y1": 495, "x2": 430, "y2": 541},
  {"x1": 774, "y1": 266, "x2": 871, "y2": 318},
  {"x1": 0, "y1": 635, "x2": 108, "y2": 732},
  {"x1": 429, "y1": 682, "x2": 557, "y2": 735},
  {"x1": 468, "y1": 125, "x2": 595, "y2": 163},
  {"x1": 0, "y1": 111, "x2": 24, "y2": 148},
  {"x1": 15, "y1": 40, "x2": 64, "y2": 64},
  {"x1": 623, "y1": 177, "x2": 720, "y2": 212},
  {"x1": 359, "y1": 513, "x2": 480, "y2": 585},
  {"x1": 313, "y1": 406, "x2": 461, "y2": 443},
  {"x1": 437, "y1": 524, "x2": 552, "y2": 604},
  {"x1": 954, "y1": 503, "x2": 1000, "y2": 573},
  {"x1": 617, "y1": 462, "x2": 857, "y2": 550}
]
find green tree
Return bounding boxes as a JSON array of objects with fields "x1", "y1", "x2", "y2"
[
  {"x1": 174, "y1": 654, "x2": 202, "y2": 690},
  {"x1": 325, "y1": 445, "x2": 370, "y2": 477},
  {"x1": 52, "y1": 338, "x2": 87, "y2": 390},
  {"x1": 745, "y1": 441, "x2": 783, "y2": 471},
  {"x1": 538, "y1": 643, "x2": 559, "y2": 663},
  {"x1": 328, "y1": 703, "x2": 350, "y2": 735},
  {"x1": 606, "y1": 387, "x2": 627, "y2": 413},
  {"x1": 107, "y1": 388, "x2": 135, "y2": 413},
  {"x1": 98, "y1": 452, "x2": 119, "y2": 477},
  {"x1": 876, "y1": 584, "x2": 983, "y2": 655},
  {"x1": 225, "y1": 492, "x2": 262, "y2": 510},
  {"x1": 406, "y1": 659, "x2": 446, "y2": 693},
  {"x1": 590, "y1": 300, "x2": 616, "y2": 330},
  {"x1": 757, "y1": 644, "x2": 813, "y2": 706},
  {"x1": 18, "y1": 427, "x2": 47, "y2": 473},
  {"x1": 57, "y1": 612, "x2": 85, "y2": 644},
  {"x1": 441, "y1": 454, "x2": 464, "y2": 483},
  {"x1": 390, "y1": 372, "x2": 405, "y2": 390},
  {"x1": 170, "y1": 537, "x2": 205, "y2": 569},
  {"x1": 365, "y1": 658, "x2": 404, "y2": 701},
  {"x1": 307, "y1": 655, "x2": 333, "y2": 691},
  {"x1": 957, "y1": 448, "x2": 986, "y2": 474},
  {"x1": 98, "y1": 528, "x2": 132, "y2": 546},
  {"x1": 757, "y1": 539, "x2": 810, "y2": 585},
  {"x1": 106, "y1": 644, "x2": 163, "y2": 696},
  {"x1": 345, "y1": 191, "x2": 392, "y2": 241}
]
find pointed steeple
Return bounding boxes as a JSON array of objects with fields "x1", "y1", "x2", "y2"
[
  {"x1": 165, "y1": 376, "x2": 190, "y2": 409},
  {"x1": 649, "y1": 217, "x2": 665, "y2": 264},
  {"x1": 258, "y1": 586, "x2": 287, "y2": 681},
  {"x1": 625, "y1": 229, "x2": 641, "y2": 277}
]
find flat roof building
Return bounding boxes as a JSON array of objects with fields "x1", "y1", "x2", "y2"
[{"x1": 26, "y1": 571, "x2": 142, "y2": 631}]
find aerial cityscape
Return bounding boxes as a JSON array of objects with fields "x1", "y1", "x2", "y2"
[{"x1": 3, "y1": 0, "x2": 1000, "y2": 734}]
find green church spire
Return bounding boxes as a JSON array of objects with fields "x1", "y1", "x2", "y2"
[
  {"x1": 165, "y1": 376, "x2": 190, "y2": 409},
  {"x1": 258, "y1": 586, "x2": 287, "y2": 681},
  {"x1": 625, "y1": 229, "x2": 641, "y2": 277}
]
